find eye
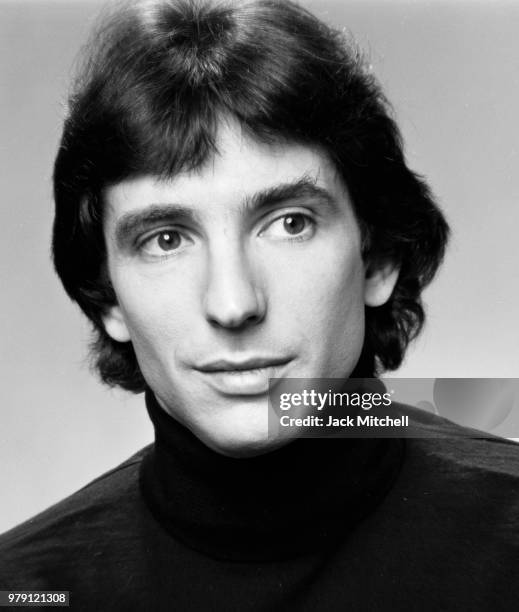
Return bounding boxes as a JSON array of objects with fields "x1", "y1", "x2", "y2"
[
  {"x1": 139, "y1": 229, "x2": 186, "y2": 257},
  {"x1": 261, "y1": 213, "x2": 315, "y2": 240}
]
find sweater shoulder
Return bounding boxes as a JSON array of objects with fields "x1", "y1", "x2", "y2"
[
  {"x1": 398, "y1": 402, "x2": 519, "y2": 477},
  {"x1": 0, "y1": 445, "x2": 151, "y2": 586}
]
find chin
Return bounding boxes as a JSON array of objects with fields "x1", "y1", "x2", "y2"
[{"x1": 194, "y1": 419, "x2": 294, "y2": 459}]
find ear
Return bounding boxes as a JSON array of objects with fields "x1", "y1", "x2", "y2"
[
  {"x1": 102, "y1": 305, "x2": 131, "y2": 342},
  {"x1": 364, "y1": 262, "x2": 400, "y2": 307}
]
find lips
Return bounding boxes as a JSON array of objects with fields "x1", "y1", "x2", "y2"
[
  {"x1": 196, "y1": 357, "x2": 292, "y2": 396},
  {"x1": 198, "y1": 357, "x2": 290, "y2": 372}
]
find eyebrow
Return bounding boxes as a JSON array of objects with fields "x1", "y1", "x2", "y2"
[
  {"x1": 242, "y1": 175, "x2": 338, "y2": 214},
  {"x1": 112, "y1": 175, "x2": 338, "y2": 249}
]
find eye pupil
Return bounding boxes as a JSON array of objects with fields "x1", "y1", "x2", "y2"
[
  {"x1": 157, "y1": 231, "x2": 180, "y2": 251},
  {"x1": 283, "y1": 215, "x2": 305, "y2": 235}
]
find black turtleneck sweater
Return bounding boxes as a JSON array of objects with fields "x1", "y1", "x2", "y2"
[{"x1": 1, "y1": 391, "x2": 518, "y2": 611}]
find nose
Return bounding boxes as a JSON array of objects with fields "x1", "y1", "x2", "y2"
[{"x1": 203, "y1": 243, "x2": 267, "y2": 330}]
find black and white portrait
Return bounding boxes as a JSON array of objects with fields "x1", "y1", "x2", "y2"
[{"x1": 1, "y1": 1, "x2": 518, "y2": 609}]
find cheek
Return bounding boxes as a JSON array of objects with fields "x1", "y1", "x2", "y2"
[
  {"x1": 110, "y1": 267, "x2": 197, "y2": 359},
  {"x1": 268, "y1": 242, "x2": 366, "y2": 330},
  {"x1": 266, "y1": 243, "x2": 366, "y2": 377}
]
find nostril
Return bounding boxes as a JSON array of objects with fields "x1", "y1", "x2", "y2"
[{"x1": 207, "y1": 305, "x2": 266, "y2": 331}]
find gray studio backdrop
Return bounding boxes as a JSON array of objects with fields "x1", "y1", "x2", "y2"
[{"x1": 1, "y1": 0, "x2": 518, "y2": 533}]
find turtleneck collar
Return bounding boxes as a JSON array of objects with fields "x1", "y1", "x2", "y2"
[{"x1": 140, "y1": 389, "x2": 405, "y2": 561}]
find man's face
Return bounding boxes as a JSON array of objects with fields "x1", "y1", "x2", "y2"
[{"x1": 102, "y1": 121, "x2": 396, "y2": 456}]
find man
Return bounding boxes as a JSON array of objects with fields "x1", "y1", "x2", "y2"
[{"x1": 1, "y1": 0, "x2": 517, "y2": 610}]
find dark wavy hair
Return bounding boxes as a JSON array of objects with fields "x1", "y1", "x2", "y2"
[{"x1": 52, "y1": 0, "x2": 449, "y2": 391}]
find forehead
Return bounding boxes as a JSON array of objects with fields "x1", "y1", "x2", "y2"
[{"x1": 103, "y1": 121, "x2": 350, "y2": 222}]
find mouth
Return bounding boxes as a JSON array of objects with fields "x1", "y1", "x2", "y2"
[{"x1": 195, "y1": 357, "x2": 292, "y2": 396}]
